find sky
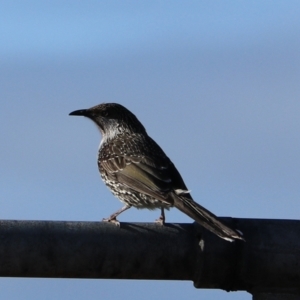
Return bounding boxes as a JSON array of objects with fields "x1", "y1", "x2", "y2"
[{"x1": 1, "y1": 1, "x2": 300, "y2": 299}]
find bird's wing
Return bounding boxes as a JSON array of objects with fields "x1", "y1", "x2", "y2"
[
  {"x1": 99, "y1": 140, "x2": 177, "y2": 204},
  {"x1": 101, "y1": 154, "x2": 172, "y2": 202}
]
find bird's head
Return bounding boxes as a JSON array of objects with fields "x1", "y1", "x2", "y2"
[{"x1": 69, "y1": 103, "x2": 146, "y2": 140}]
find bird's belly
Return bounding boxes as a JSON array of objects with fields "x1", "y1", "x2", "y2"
[
  {"x1": 102, "y1": 177, "x2": 172, "y2": 210},
  {"x1": 117, "y1": 192, "x2": 171, "y2": 210}
]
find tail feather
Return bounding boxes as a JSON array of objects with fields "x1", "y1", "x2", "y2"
[{"x1": 172, "y1": 194, "x2": 244, "y2": 242}]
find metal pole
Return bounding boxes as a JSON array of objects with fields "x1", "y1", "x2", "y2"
[
  {"x1": 0, "y1": 218, "x2": 300, "y2": 299},
  {"x1": 0, "y1": 220, "x2": 198, "y2": 280},
  {"x1": 252, "y1": 291, "x2": 300, "y2": 300}
]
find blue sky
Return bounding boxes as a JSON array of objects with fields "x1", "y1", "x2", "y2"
[{"x1": 1, "y1": 1, "x2": 300, "y2": 299}]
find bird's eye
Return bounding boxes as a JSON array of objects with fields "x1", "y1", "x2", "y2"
[{"x1": 102, "y1": 111, "x2": 109, "y2": 117}]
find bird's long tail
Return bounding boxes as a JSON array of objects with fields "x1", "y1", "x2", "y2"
[{"x1": 172, "y1": 193, "x2": 244, "y2": 242}]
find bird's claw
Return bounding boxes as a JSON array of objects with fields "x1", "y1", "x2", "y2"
[
  {"x1": 102, "y1": 217, "x2": 120, "y2": 226},
  {"x1": 155, "y1": 216, "x2": 165, "y2": 226},
  {"x1": 155, "y1": 208, "x2": 165, "y2": 225}
]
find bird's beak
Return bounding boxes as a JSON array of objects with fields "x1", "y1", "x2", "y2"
[{"x1": 69, "y1": 109, "x2": 88, "y2": 116}]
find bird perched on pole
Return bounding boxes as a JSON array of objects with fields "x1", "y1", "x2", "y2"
[{"x1": 69, "y1": 103, "x2": 244, "y2": 242}]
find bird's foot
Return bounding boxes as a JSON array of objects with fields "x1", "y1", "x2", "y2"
[
  {"x1": 101, "y1": 205, "x2": 131, "y2": 226},
  {"x1": 155, "y1": 208, "x2": 165, "y2": 225},
  {"x1": 155, "y1": 216, "x2": 165, "y2": 226},
  {"x1": 102, "y1": 217, "x2": 120, "y2": 226}
]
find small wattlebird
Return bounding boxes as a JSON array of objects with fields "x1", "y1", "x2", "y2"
[{"x1": 69, "y1": 103, "x2": 244, "y2": 242}]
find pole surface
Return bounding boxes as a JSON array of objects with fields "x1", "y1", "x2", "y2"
[
  {"x1": 0, "y1": 218, "x2": 300, "y2": 298},
  {"x1": 0, "y1": 220, "x2": 199, "y2": 280}
]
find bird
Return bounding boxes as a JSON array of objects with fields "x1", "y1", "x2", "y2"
[{"x1": 69, "y1": 103, "x2": 244, "y2": 242}]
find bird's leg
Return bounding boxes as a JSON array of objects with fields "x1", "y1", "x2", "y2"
[
  {"x1": 155, "y1": 207, "x2": 165, "y2": 225},
  {"x1": 102, "y1": 204, "x2": 131, "y2": 226}
]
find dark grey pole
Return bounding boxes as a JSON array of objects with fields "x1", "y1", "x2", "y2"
[
  {"x1": 0, "y1": 218, "x2": 300, "y2": 299},
  {"x1": 252, "y1": 292, "x2": 300, "y2": 300},
  {"x1": 195, "y1": 218, "x2": 300, "y2": 299},
  {"x1": 0, "y1": 220, "x2": 198, "y2": 280}
]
